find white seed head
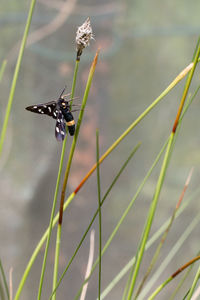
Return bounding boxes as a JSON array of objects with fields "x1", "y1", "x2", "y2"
[{"x1": 76, "y1": 17, "x2": 94, "y2": 60}]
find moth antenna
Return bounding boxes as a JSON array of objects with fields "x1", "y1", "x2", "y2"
[{"x1": 59, "y1": 86, "x2": 67, "y2": 98}]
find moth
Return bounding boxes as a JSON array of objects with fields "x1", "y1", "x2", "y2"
[{"x1": 25, "y1": 87, "x2": 76, "y2": 141}]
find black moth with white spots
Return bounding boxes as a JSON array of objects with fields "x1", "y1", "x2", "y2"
[{"x1": 25, "y1": 87, "x2": 76, "y2": 141}]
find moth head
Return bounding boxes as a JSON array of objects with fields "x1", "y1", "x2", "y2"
[{"x1": 61, "y1": 101, "x2": 66, "y2": 108}]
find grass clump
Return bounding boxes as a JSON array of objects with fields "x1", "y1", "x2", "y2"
[{"x1": 0, "y1": 4, "x2": 200, "y2": 299}]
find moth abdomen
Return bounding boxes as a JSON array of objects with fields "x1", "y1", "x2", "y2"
[
  {"x1": 66, "y1": 120, "x2": 75, "y2": 136},
  {"x1": 62, "y1": 109, "x2": 76, "y2": 136}
]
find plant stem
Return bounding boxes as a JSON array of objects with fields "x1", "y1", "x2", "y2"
[
  {"x1": 37, "y1": 138, "x2": 67, "y2": 300},
  {"x1": 148, "y1": 277, "x2": 172, "y2": 300},
  {"x1": 0, "y1": 60, "x2": 7, "y2": 82},
  {"x1": 59, "y1": 50, "x2": 99, "y2": 225},
  {"x1": 148, "y1": 252, "x2": 200, "y2": 300},
  {"x1": 0, "y1": 260, "x2": 9, "y2": 300},
  {"x1": 52, "y1": 225, "x2": 61, "y2": 300},
  {"x1": 172, "y1": 39, "x2": 200, "y2": 133},
  {"x1": 96, "y1": 130, "x2": 102, "y2": 300},
  {"x1": 37, "y1": 51, "x2": 80, "y2": 300},
  {"x1": 126, "y1": 134, "x2": 174, "y2": 300},
  {"x1": 0, "y1": 0, "x2": 37, "y2": 156},
  {"x1": 135, "y1": 168, "x2": 193, "y2": 299},
  {"x1": 0, "y1": 283, "x2": 5, "y2": 300},
  {"x1": 71, "y1": 60, "x2": 79, "y2": 99},
  {"x1": 186, "y1": 264, "x2": 200, "y2": 299},
  {"x1": 37, "y1": 45, "x2": 80, "y2": 300},
  {"x1": 169, "y1": 262, "x2": 194, "y2": 300},
  {"x1": 14, "y1": 192, "x2": 74, "y2": 300},
  {"x1": 52, "y1": 50, "x2": 99, "y2": 300}
]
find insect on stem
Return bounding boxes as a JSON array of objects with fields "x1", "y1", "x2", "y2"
[{"x1": 25, "y1": 87, "x2": 76, "y2": 141}]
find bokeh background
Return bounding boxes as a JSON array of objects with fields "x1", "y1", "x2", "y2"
[{"x1": 0, "y1": 0, "x2": 200, "y2": 299}]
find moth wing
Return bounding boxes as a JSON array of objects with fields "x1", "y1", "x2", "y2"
[
  {"x1": 55, "y1": 111, "x2": 66, "y2": 141},
  {"x1": 25, "y1": 101, "x2": 58, "y2": 119}
]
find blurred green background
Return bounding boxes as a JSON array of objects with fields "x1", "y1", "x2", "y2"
[{"x1": 0, "y1": 0, "x2": 200, "y2": 299}]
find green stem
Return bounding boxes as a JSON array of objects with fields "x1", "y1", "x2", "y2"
[
  {"x1": 37, "y1": 138, "x2": 67, "y2": 300},
  {"x1": 186, "y1": 265, "x2": 200, "y2": 299},
  {"x1": 37, "y1": 53, "x2": 80, "y2": 300},
  {"x1": 0, "y1": 60, "x2": 7, "y2": 82},
  {"x1": 134, "y1": 163, "x2": 192, "y2": 299},
  {"x1": 0, "y1": 283, "x2": 5, "y2": 300},
  {"x1": 169, "y1": 263, "x2": 194, "y2": 300},
  {"x1": 71, "y1": 60, "x2": 79, "y2": 99},
  {"x1": 126, "y1": 133, "x2": 174, "y2": 300},
  {"x1": 0, "y1": 260, "x2": 9, "y2": 300},
  {"x1": 148, "y1": 277, "x2": 172, "y2": 300},
  {"x1": 96, "y1": 130, "x2": 102, "y2": 300},
  {"x1": 0, "y1": 0, "x2": 37, "y2": 156},
  {"x1": 14, "y1": 192, "x2": 74, "y2": 300},
  {"x1": 58, "y1": 51, "x2": 99, "y2": 226},
  {"x1": 122, "y1": 265, "x2": 134, "y2": 300},
  {"x1": 134, "y1": 206, "x2": 176, "y2": 299},
  {"x1": 172, "y1": 38, "x2": 200, "y2": 133},
  {"x1": 52, "y1": 51, "x2": 99, "y2": 299},
  {"x1": 52, "y1": 225, "x2": 62, "y2": 300}
]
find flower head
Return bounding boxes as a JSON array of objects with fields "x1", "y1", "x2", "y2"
[{"x1": 76, "y1": 17, "x2": 94, "y2": 61}]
